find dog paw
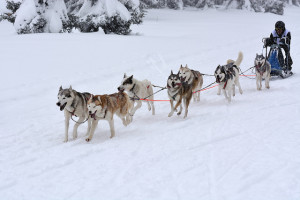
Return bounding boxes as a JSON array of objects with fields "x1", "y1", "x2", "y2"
[
  {"x1": 266, "y1": 86, "x2": 270, "y2": 89},
  {"x1": 168, "y1": 112, "x2": 173, "y2": 117},
  {"x1": 86, "y1": 138, "x2": 91, "y2": 142},
  {"x1": 63, "y1": 139, "x2": 68, "y2": 143},
  {"x1": 177, "y1": 112, "x2": 181, "y2": 116}
]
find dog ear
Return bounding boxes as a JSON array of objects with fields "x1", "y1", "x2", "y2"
[
  {"x1": 124, "y1": 73, "x2": 127, "y2": 78},
  {"x1": 89, "y1": 94, "x2": 93, "y2": 101},
  {"x1": 185, "y1": 64, "x2": 188, "y2": 68},
  {"x1": 59, "y1": 86, "x2": 63, "y2": 91},
  {"x1": 69, "y1": 85, "x2": 72, "y2": 91},
  {"x1": 171, "y1": 70, "x2": 173, "y2": 75},
  {"x1": 180, "y1": 65, "x2": 183, "y2": 68},
  {"x1": 129, "y1": 75, "x2": 133, "y2": 80},
  {"x1": 256, "y1": 53, "x2": 258, "y2": 56}
]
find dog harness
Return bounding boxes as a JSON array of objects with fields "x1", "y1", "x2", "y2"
[
  {"x1": 129, "y1": 83, "x2": 140, "y2": 101},
  {"x1": 220, "y1": 64, "x2": 237, "y2": 89},
  {"x1": 168, "y1": 90, "x2": 179, "y2": 101},
  {"x1": 255, "y1": 62, "x2": 267, "y2": 76}
]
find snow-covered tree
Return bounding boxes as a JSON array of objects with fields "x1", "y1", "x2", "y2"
[
  {"x1": 9, "y1": 0, "x2": 144, "y2": 34},
  {"x1": 73, "y1": 0, "x2": 142, "y2": 34},
  {"x1": 0, "y1": 0, "x2": 22, "y2": 23},
  {"x1": 140, "y1": 0, "x2": 299, "y2": 14},
  {"x1": 14, "y1": 0, "x2": 68, "y2": 34},
  {"x1": 264, "y1": 0, "x2": 284, "y2": 15},
  {"x1": 167, "y1": 0, "x2": 183, "y2": 9}
]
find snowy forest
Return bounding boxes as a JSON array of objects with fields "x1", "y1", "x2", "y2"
[{"x1": 1, "y1": 0, "x2": 300, "y2": 34}]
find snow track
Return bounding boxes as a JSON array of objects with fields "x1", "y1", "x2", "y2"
[{"x1": 0, "y1": 8, "x2": 300, "y2": 200}]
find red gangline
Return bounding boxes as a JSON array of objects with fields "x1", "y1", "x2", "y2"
[{"x1": 140, "y1": 74, "x2": 255, "y2": 101}]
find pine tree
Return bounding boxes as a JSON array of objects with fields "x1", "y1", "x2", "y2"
[
  {"x1": 75, "y1": 0, "x2": 144, "y2": 34},
  {"x1": 14, "y1": 0, "x2": 68, "y2": 34}
]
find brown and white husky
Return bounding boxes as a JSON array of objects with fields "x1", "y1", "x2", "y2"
[
  {"x1": 178, "y1": 65, "x2": 203, "y2": 102},
  {"x1": 86, "y1": 92, "x2": 132, "y2": 142}
]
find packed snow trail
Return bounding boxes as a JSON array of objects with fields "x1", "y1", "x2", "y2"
[{"x1": 0, "y1": 8, "x2": 300, "y2": 200}]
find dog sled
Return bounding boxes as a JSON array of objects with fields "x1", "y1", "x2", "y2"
[{"x1": 262, "y1": 38, "x2": 293, "y2": 79}]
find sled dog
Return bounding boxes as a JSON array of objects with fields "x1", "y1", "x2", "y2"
[
  {"x1": 86, "y1": 92, "x2": 132, "y2": 142},
  {"x1": 167, "y1": 70, "x2": 193, "y2": 118},
  {"x1": 214, "y1": 52, "x2": 243, "y2": 102},
  {"x1": 254, "y1": 54, "x2": 271, "y2": 90},
  {"x1": 178, "y1": 65, "x2": 203, "y2": 102},
  {"x1": 56, "y1": 86, "x2": 92, "y2": 142},
  {"x1": 118, "y1": 74, "x2": 155, "y2": 116}
]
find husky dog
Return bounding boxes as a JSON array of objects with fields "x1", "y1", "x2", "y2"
[
  {"x1": 178, "y1": 65, "x2": 203, "y2": 102},
  {"x1": 118, "y1": 74, "x2": 155, "y2": 116},
  {"x1": 214, "y1": 52, "x2": 243, "y2": 102},
  {"x1": 167, "y1": 70, "x2": 193, "y2": 118},
  {"x1": 86, "y1": 92, "x2": 132, "y2": 142},
  {"x1": 56, "y1": 86, "x2": 92, "y2": 142},
  {"x1": 254, "y1": 54, "x2": 271, "y2": 90}
]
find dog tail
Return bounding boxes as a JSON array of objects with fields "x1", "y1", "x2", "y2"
[{"x1": 234, "y1": 51, "x2": 243, "y2": 67}]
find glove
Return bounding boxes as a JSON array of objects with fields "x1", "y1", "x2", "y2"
[
  {"x1": 280, "y1": 37, "x2": 286, "y2": 44},
  {"x1": 263, "y1": 39, "x2": 267, "y2": 47},
  {"x1": 263, "y1": 38, "x2": 271, "y2": 47}
]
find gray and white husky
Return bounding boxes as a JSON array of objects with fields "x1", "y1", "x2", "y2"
[
  {"x1": 167, "y1": 70, "x2": 193, "y2": 118},
  {"x1": 254, "y1": 54, "x2": 271, "y2": 90},
  {"x1": 214, "y1": 52, "x2": 243, "y2": 102},
  {"x1": 118, "y1": 74, "x2": 155, "y2": 116},
  {"x1": 56, "y1": 86, "x2": 92, "y2": 142}
]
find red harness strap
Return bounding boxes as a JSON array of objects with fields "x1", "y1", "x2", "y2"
[{"x1": 223, "y1": 80, "x2": 228, "y2": 89}]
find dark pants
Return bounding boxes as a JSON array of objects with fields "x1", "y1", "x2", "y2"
[{"x1": 281, "y1": 45, "x2": 293, "y2": 70}]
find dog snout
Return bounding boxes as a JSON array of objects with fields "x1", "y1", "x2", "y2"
[
  {"x1": 118, "y1": 87, "x2": 124, "y2": 92},
  {"x1": 172, "y1": 81, "x2": 175, "y2": 88},
  {"x1": 89, "y1": 111, "x2": 92, "y2": 114},
  {"x1": 56, "y1": 102, "x2": 61, "y2": 106}
]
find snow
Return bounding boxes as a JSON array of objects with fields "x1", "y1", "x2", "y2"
[
  {"x1": 0, "y1": 0, "x2": 8, "y2": 13},
  {"x1": 1, "y1": 7, "x2": 300, "y2": 200}
]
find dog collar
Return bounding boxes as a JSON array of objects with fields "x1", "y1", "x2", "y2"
[{"x1": 130, "y1": 84, "x2": 136, "y2": 92}]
